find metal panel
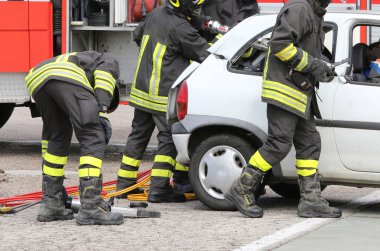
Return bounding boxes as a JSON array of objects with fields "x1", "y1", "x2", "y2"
[{"x1": 0, "y1": 73, "x2": 30, "y2": 104}]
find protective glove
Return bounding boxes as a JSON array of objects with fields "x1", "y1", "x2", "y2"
[
  {"x1": 99, "y1": 112, "x2": 112, "y2": 145},
  {"x1": 308, "y1": 58, "x2": 335, "y2": 83}
]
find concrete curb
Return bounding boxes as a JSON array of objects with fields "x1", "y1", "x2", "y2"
[{"x1": 0, "y1": 141, "x2": 157, "y2": 158}]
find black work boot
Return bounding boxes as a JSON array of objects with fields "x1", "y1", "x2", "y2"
[
  {"x1": 298, "y1": 173, "x2": 342, "y2": 218},
  {"x1": 37, "y1": 175, "x2": 74, "y2": 222},
  {"x1": 225, "y1": 165, "x2": 265, "y2": 218},
  {"x1": 115, "y1": 177, "x2": 143, "y2": 199},
  {"x1": 148, "y1": 177, "x2": 186, "y2": 203},
  {"x1": 173, "y1": 170, "x2": 193, "y2": 193},
  {"x1": 76, "y1": 176, "x2": 124, "y2": 225}
]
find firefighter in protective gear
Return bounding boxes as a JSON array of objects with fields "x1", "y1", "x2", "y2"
[
  {"x1": 225, "y1": 0, "x2": 342, "y2": 218},
  {"x1": 26, "y1": 51, "x2": 124, "y2": 225},
  {"x1": 115, "y1": 0, "x2": 210, "y2": 202}
]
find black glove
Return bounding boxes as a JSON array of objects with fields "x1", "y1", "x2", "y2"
[
  {"x1": 192, "y1": 15, "x2": 212, "y2": 32},
  {"x1": 308, "y1": 59, "x2": 335, "y2": 83},
  {"x1": 99, "y1": 111, "x2": 112, "y2": 145}
]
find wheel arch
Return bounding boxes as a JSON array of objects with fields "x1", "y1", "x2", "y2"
[{"x1": 180, "y1": 115, "x2": 267, "y2": 157}]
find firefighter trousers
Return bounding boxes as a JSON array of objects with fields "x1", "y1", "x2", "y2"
[
  {"x1": 117, "y1": 108, "x2": 186, "y2": 189},
  {"x1": 35, "y1": 80, "x2": 106, "y2": 179},
  {"x1": 250, "y1": 104, "x2": 321, "y2": 177}
]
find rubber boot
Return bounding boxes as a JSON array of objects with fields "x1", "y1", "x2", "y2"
[
  {"x1": 37, "y1": 175, "x2": 74, "y2": 222},
  {"x1": 115, "y1": 177, "x2": 143, "y2": 199},
  {"x1": 225, "y1": 165, "x2": 265, "y2": 218},
  {"x1": 298, "y1": 173, "x2": 342, "y2": 218},
  {"x1": 148, "y1": 177, "x2": 186, "y2": 203},
  {"x1": 173, "y1": 170, "x2": 193, "y2": 193},
  {"x1": 76, "y1": 176, "x2": 124, "y2": 225}
]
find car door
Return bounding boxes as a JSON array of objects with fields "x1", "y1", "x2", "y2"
[{"x1": 333, "y1": 22, "x2": 380, "y2": 173}]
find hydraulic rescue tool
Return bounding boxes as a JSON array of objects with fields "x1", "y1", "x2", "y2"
[
  {"x1": 205, "y1": 19, "x2": 230, "y2": 35},
  {"x1": 65, "y1": 197, "x2": 161, "y2": 218}
]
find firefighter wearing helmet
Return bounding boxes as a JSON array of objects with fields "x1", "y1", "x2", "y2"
[
  {"x1": 115, "y1": 0, "x2": 210, "y2": 202},
  {"x1": 225, "y1": 0, "x2": 342, "y2": 218},
  {"x1": 25, "y1": 51, "x2": 124, "y2": 225}
]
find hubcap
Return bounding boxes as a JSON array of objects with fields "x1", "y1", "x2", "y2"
[{"x1": 198, "y1": 146, "x2": 246, "y2": 200}]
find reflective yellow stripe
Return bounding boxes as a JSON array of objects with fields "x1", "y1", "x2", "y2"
[
  {"x1": 296, "y1": 159, "x2": 318, "y2": 168},
  {"x1": 94, "y1": 80, "x2": 114, "y2": 95},
  {"x1": 151, "y1": 169, "x2": 172, "y2": 178},
  {"x1": 274, "y1": 43, "x2": 297, "y2": 61},
  {"x1": 122, "y1": 155, "x2": 141, "y2": 167},
  {"x1": 118, "y1": 169, "x2": 138, "y2": 179},
  {"x1": 262, "y1": 89, "x2": 306, "y2": 113},
  {"x1": 294, "y1": 51, "x2": 308, "y2": 72},
  {"x1": 56, "y1": 52, "x2": 76, "y2": 62},
  {"x1": 56, "y1": 54, "x2": 66, "y2": 62},
  {"x1": 297, "y1": 168, "x2": 317, "y2": 177},
  {"x1": 80, "y1": 156, "x2": 102, "y2": 168},
  {"x1": 94, "y1": 70, "x2": 116, "y2": 94},
  {"x1": 99, "y1": 112, "x2": 108, "y2": 118},
  {"x1": 149, "y1": 43, "x2": 167, "y2": 96},
  {"x1": 43, "y1": 165, "x2": 64, "y2": 177},
  {"x1": 129, "y1": 94, "x2": 167, "y2": 112},
  {"x1": 249, "y1": 151, "x2": 272, "y2": 172},
  {"x1": 216, "y1": 34, "x2": 223, "y2": 40},
  {"x1": 154, "y1": 155, "x2": 176, "y2": 167},
  {"x1": 197, "y1": 0, "x2": 205, "y2": 5},
  {"x1": 170, "y1": 0, "x2": 180, "y2": 7},
  {"x1": 133, "y1": 35, "x2": 150, "y2": 89},
  {"x1": 26, "y1": 61, "x2": 86, "y2": 83},
  {"x1": 130, "y1": 87, "x2": 167, "y2": 104},
  {"x1": 175, "y1": 163, "x2": 189, "y2": 172},
  {"x1": 78, "y1": 168, "x2": 101, "y2": 178},
  {"x1": 44, "y1": 152, "x2": 68, "y2": 165},
  {"x1": 28, "y1": 69, "x2": 92, "y2": 96},
  {"x1": 94, "y1": 70, "x2": 115, "y2": 82},
  {"x1": 263, "y1": 81, "x2": 307, "y2": 104}
]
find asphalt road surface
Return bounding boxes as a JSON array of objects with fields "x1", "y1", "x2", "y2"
[{"x1": 1, "y1": 107, "x2": 380, "y2": 250}]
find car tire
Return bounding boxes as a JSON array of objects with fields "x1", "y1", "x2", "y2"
[
  {"x1": 189, "y1": 134, "x2": 257, "y2": 211},
  {"x1": 0, "y1": 104, "x2": 15, "y2": 129},
  {"x1": 269, "y1": 182, "x2": 327, "y2": 199}
]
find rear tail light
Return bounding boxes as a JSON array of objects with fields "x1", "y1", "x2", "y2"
[{"x1": 176, "y1": 80, "x2": 188, "y2": 120}]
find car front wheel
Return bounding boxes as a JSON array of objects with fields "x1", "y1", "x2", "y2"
[{"x1": 189, "y1": 134, "x2": 258, "y2": 211}]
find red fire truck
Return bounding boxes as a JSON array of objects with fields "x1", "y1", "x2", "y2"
[{"x1": 0, "y1": 0, "x2": 378, "y2": 129}]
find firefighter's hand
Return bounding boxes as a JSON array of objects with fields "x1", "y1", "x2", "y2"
[
  {"x1": 99, "y1": 112, "x2": 112, "y2": 145},
  {"x1": 308, "y1": 58, "x2": 334, "y2": 83}
]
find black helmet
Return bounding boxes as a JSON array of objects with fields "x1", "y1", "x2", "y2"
[{"x1": 166, "y1": 0, "x2": 206, "y2": 20}]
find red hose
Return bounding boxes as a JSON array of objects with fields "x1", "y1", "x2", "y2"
[{"x1": 0, "y1": 170, "x2": 151, "y2": 207}]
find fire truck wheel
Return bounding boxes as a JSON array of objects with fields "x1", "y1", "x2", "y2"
[
  {"x1": 189, "y1": 133, "x2": 259, "y2": 211},
  {"x1": 0, "y1": 104, "x2": 15, "y2": 129}
]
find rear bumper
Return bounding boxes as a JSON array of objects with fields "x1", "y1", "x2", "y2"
[{"x1": 172, "y1": 122, "x2": 190, "y2": 164}]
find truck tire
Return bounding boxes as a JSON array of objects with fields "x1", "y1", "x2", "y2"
[
  {"x1": 269, "y1": 182, "x2": 327, "y2": 199},
  {"x1": 0, "y1": 104, "x2": 14, "y2": 129},
  {"x1": 189, "y1": 134, "x2": 258, "y2": 211}
]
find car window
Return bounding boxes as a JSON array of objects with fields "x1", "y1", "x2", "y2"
[
  {"x1": 347, "y1": 24, "x2": 380, "y2": 86},
  {"x1": 229, "y1": 28, "x2": 272, "y2": 76},
  {"x1": 229, "y1": 23, "x2": 336, "y2": 76}
]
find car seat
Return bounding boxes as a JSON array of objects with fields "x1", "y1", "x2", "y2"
[{"x1": 352, "y1": 43, "x2": 369, "y2": 81}]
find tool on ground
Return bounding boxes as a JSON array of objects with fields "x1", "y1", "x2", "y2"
[
  {"x1": 0, "y1": 201, "x2": 41, "y2": 215},
  {"x1": 66, "y1": 197, "x2": 161, "y2": 218}
]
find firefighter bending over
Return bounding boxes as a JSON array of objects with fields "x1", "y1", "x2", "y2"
[
  {"x1": 25, "y1": 51, "x2": 124, "y2": 225},
  {"x1": 115, "y1": 0, "x2": 210, "y2": 202},
  {"x1": 225, "y1": 0, "x2": 342, "y2": 218}
]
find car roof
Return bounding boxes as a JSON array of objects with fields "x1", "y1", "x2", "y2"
[{"x1": 209, "y1": 11, "x2": 380, "y2": 60}]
